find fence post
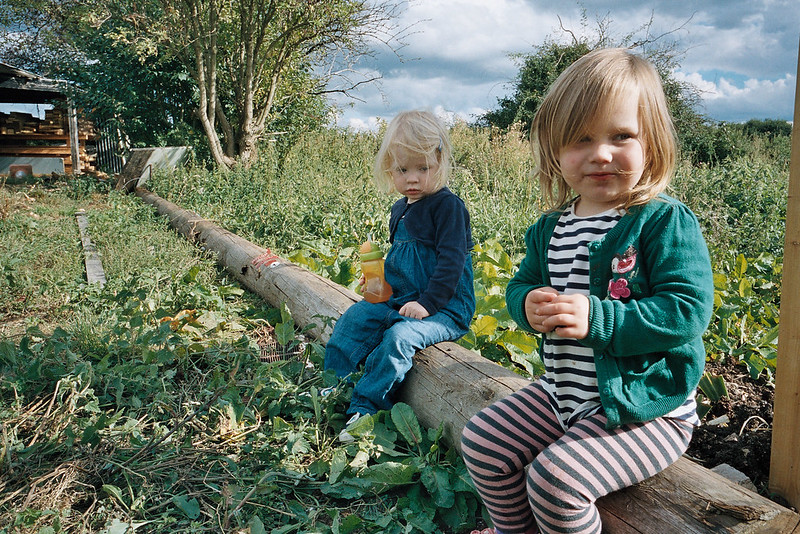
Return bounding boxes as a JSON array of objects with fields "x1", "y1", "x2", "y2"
[
  {"x1": 68, "y1": 100, "x2": 81, "y2": 174},
  {"x1": 769, "y1": 36, "x2": 800, "y2": 510}
]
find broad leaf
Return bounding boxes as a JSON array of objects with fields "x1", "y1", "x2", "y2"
[
  {"x1": 391, "y1": 403, "x2": 423, "y2": 448},
  {"x1": 421, "y1": 465, "x2": 455, "y2": 508}
]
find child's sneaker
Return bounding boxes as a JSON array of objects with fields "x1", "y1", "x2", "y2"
[
  {"x1": 300, "y1": 386, "x2": 337, "y2": 399},
  {"x1": 338, "y1": 413, "x2": 366, "y2": 443}
]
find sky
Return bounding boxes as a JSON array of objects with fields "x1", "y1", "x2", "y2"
[{"x1": 329, "y1": 0, "x2": 800, "y2": 130}]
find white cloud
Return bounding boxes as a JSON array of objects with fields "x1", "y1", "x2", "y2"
[
  {"x1": 399, "y1": 0, "x2": 561, "y2": 69},
  {"x1": 343, "y1": 116, "x2": 382, "y2": 131},
  {"x1": 675, "y1": 71, "x2": 796, "y2": 121},
  {"x1": 332, "y1": 0, "x2": 799, "y2": 130}
]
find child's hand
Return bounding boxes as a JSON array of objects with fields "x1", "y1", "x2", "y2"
[
  {"x1": 399, "y1": 301, "x2": 430, "y2": 320},
  {"x1": 525, "y1": 287, "x2": 559, "y2": 333},
  {"x1": 537, "y1": 293, "x2": 590, "y2": 339}
]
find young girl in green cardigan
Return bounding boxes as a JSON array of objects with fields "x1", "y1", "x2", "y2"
[{"x1": 462, "y1": 48, "x2": 715, "y2": 534}]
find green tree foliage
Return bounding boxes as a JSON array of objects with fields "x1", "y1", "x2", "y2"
[
  {"x1": 741, "y1": 118, "x2": 792, "y2": 138},
  {"x1": 478, "y1": 16, "x2": 708, "y2": 163},
  {"x1": 480, "y1": 40, "x2": 591, "y2": 131},
  {"x1": 0, "y1": 0, "x2": 205, "y2": 151},
  {"x1": 0, "y1": 0, "x2": 405, "y2": 168},
  {"x1": 61, "y1": 34, "x2": 201, "y2": 150}
]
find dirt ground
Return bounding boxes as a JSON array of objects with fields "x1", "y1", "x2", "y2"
[{"x1": 686, "y1": 359, "x2": 781, "y2": 503}]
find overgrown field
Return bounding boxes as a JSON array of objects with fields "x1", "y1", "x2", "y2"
[{"x1": 0, "y1": 124, "x2": 789, "y2": 533}]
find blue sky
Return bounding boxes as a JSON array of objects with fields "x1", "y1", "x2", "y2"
[{"x1": 329, "y1": 0, "x2": 799, "y2": 130}]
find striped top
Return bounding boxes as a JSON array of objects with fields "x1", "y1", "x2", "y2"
[{"x1": 543, "y1": 202, "x2": 699, "y2": 429}]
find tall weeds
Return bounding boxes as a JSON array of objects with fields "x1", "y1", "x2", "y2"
[{"x1": 149, "y1": 123, "x2": 788, "y2": 268}]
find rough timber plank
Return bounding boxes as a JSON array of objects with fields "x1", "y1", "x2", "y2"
[
  {"x1": 75, "y1": 210, "x2": 106, "y2": 287},
  {"x1": 134, "y1": 187, "x2": 800, "y2": 534}
]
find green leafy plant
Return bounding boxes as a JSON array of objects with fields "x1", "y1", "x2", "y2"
[
  {"x1": 705, "y1": 253, "x2": 781, "y2": 379},
  {"x1": 459, "y1": 239, "x2": 541, "y2": 377},
  {"x1": 2, "y1": 121, "x2": 791, "y2": 532},
  {"x1": 696, "y1": 372, "x2": 730, "y2": 419}
]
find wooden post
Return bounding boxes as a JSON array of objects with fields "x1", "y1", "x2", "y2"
[
  {"x1": 769, "y1": 37, "x2": 800, "y2": 510},
  {"x1": 68, "y1": 101, "x2": 81, "y2": 175}
]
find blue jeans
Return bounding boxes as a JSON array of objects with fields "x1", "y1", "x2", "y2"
[{"x1": 325, "y1": 299, "x2": 467, "y2": 415}]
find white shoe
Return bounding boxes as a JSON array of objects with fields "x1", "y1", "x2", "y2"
[
  {"x1": 300, "y1": 386, "x2": 336, "y2": 399},
  {"x1": 338, "y1": 413, "x2": 365, "y2": 443}
]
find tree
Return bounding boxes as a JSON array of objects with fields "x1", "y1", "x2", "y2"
[
  {"x1": 741, "y1": 118, "x2": 792, "y2": 139},
  {"x1": 0, "y1": 0, "x2": 406, "y2": 168},
  {"x1": 480, "y1": 41, "x2": 591, "y2": 131},
  {"x1": 479, "y1": 13, "x2": 702, "y2": 142},
  {"x1": 132, "y1": 0, "x2": 404, "y2": 168},
  {"x1": 1, "y1": 0, "x2": 213, "y2": 163}
]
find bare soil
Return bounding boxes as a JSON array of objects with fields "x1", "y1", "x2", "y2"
[{"x1": 687, "y1": 359, "x2": 783, "y2": 504}]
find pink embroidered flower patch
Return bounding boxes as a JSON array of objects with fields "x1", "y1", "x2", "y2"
[
  {"x1": 608, "y1": 278, "x2": 631, "y2": 299},
  {"x1": 611, "y1": 246, "x2": 637, "y2": 274}
]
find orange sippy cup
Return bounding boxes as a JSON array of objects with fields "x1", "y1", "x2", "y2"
[{"x1": 359, "y1": 239, "x2": 392, "y2": 303}]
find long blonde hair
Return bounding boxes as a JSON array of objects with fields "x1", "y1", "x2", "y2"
[
  {"x1": 532, "y1": 47, "x2": 677, "y2": 210},
  {"x1": 373, "y1": 110, "x2": 453, "y2": 194}
]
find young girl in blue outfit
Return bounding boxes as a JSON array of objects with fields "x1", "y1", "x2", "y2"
[
  {"x1": 462, "y1": 48, "x2": 715, "y2": 534},
  {"x1": 325, "y1": 110, "x2": 475, "y2": 438}
]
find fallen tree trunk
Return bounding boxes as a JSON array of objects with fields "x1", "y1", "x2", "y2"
[{"x1": 134, "y1": 187, "x2": 800, "y2": 534}]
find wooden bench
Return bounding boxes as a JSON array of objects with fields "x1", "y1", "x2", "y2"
[{"x1": 134, "y1": 187, "x2": 800, "y2": 533}]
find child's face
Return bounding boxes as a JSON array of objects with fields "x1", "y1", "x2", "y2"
[
  {"x1": 390, "y1": 149, "x2": 439, "y2": 202},
  {"x1": 558, "y1": 89, "x2": 646, "y2": 216}
]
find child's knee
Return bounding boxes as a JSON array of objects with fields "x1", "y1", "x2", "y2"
[
  {"x1": 527, "y1": 455, "x2": 590, "y2": 510},
  {"x1": 461, "y1": 413, "x2": 519, "y2": 475}
]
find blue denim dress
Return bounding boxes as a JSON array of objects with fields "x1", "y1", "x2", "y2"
[{"x1": 325, "y1": 220, "x2": 475, "y2": 415}]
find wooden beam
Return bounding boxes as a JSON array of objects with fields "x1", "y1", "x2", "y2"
[
  {"x1": 68, "y1": 102, "x2": 81, "y2": 175},
  {"x1": 0, "y1": 147, "x2": 72, "y2": 156},
  {"x1": 133, "y1": 187, "x2": 800, "y2": 533},
  {"x1": 75, "y1": 210, "x2": 106, "y2": 287},
  {"x1": 769, "y1": 36, "x2": 800, "y2": 510}
]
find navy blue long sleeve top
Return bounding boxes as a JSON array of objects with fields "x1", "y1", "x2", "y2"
[{"x1": 388, "y1": 187, "x2": 474, "y2": 315}]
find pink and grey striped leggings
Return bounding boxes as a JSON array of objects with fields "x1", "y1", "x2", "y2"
[{"x1": 461, "y1": 380, "x2": 693, "y2": 534}]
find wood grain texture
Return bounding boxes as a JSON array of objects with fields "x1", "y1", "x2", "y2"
[
  {"x1": 75, "y1": 210, "x2": 106, "y2": 287},
  {"x1": 770, "y1": 37, "x2": 800, "y2": 510}
]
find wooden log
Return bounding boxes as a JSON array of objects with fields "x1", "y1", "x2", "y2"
[
  {"x1": 770, "y1": 37, "x2": 800, "y2": 510},
  {"x1": 133, "y1": 187, "x2": 800, "y2": 533},
  {"x1": 68, "y1": 102, "x2": 81, "y2": 174}
]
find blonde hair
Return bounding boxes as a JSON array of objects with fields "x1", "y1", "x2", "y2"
[
  {"x1": 531, "y1": 47, "x2": 677, "y2": 210},
  {"x1": 373, "y1": 110, "x2": 453, "y2": 194}
]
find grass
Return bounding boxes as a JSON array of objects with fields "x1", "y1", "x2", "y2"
[
  {"x1": 0, "y1": 122, "x2": 790, "y2": 533},
  {"x1": 0, "y1": 175, "x2": 484, "y2": 533},
  {"x1": 0, "y1": 176, "x2": 222, "y2": 339}
]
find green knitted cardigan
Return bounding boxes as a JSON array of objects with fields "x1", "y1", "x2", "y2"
[{"x1": 506, "y1": 194, "x2": 715, "y2": 428}]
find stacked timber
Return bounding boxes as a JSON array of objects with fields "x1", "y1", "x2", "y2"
[{"x1": 0, "y1": 109, "x2": 97, "y2": 174}]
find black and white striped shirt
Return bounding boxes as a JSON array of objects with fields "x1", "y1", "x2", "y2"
[{"x1": 543, "y1": 203, "x2": 698, "y2": 429}]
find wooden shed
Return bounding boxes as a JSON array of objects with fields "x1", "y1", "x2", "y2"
[{"x1": 0, "y1": 62, "x2": 96, "y2": 176}]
